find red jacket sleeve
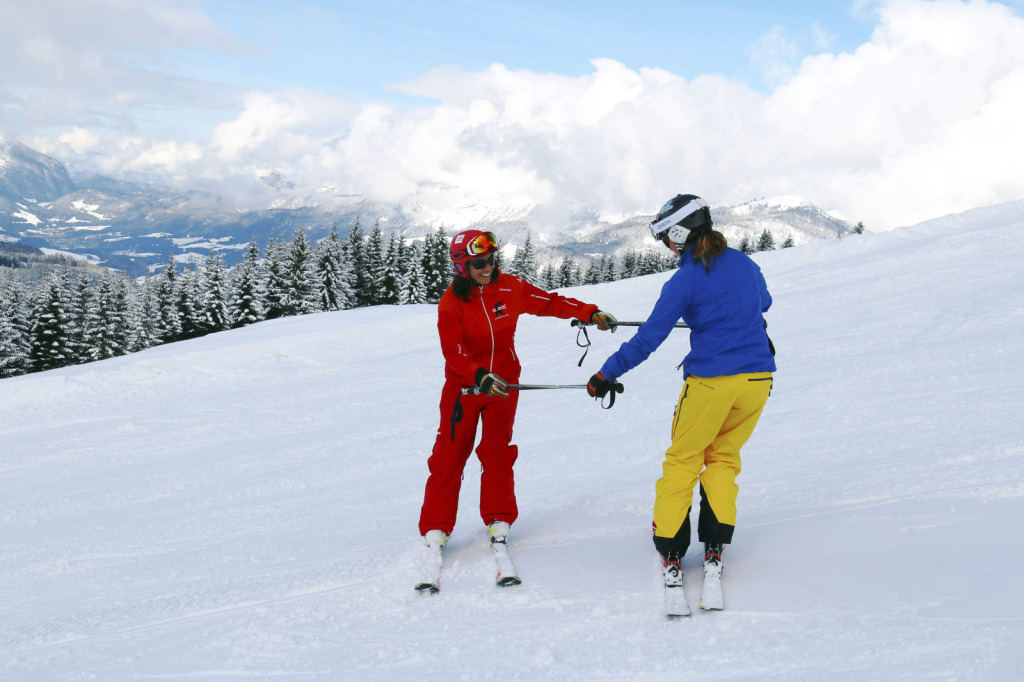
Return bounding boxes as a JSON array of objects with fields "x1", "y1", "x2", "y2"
[{"x1": 517, "y1": 278, "x2": 599, "y2": 322}]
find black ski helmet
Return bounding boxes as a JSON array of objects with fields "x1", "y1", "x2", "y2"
[{"x1": 649, "y1": 194, "x2": 712, "y2": 243}]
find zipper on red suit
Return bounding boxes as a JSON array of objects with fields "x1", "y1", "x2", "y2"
[{"x1": 478, "y1": 285, "x2": 495, "y2": 371}]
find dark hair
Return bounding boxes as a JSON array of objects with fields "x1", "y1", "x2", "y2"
[
  {"x1": 451, "y1": 268, "x2": 500, "y2": 301},
  {"x1": 684, "y1": 229, "x2": 728, "y2": 272}
]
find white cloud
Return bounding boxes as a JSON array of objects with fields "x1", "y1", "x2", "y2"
[{"x1": 10, "y1": 0, "x2": 1024, "y2": 232}]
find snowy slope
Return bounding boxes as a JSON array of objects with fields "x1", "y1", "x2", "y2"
[{"x1": 2, "y1": 201, "x2": 1023, "y2": 680}]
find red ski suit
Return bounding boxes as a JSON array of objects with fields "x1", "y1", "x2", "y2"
[{"x1": 418, "y1": 272, "x2": 599, "y2": 536}]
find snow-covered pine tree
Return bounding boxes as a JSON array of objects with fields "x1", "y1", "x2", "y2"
[
  {"x1": 0, "y1": 273, "x2": 31, "y2": 378},
  {"x1": 156, "y1": 254, "x2": 183, "y2": 343},
  {"x1": 398, "y1": 240, "x2": 427, "y2": 305},
  {"x1": 364, "y1": 220, "x2": 386, "y2": 306},
  {"x1": 756, "y1": 229, "x2": 776, "y2": 252},
  {"x1": 65, "y1": 272, "x2": 92, "y2": 365},
  {"x1": 85, "y1": 272, "x2": 130, "y2": 361},
  {"x1": 557, "y1": 257, "x2": 580, "y2": 288},
  {"x1": 230, "y1": 236, "x2": 266, "y2": 327},
  {"x1": 175, "y1": 265, "x2": 203, "y2": 340},
  {"x1": 263, "y1": 235, "x2": 289, "y2": 320},
  {"x1": 129, "y1": 276, "x2": 162, "y2": 352},
  {"x1": 283, "y1": 227, "x2": 320, "y2": 317},
  {"x1": 315, "y1": 223, "x2": 354, "y2": 312},
  {"x1": 343, "y1": 218, "x2": 370, "y2": 307},
  {"x1": 739, "y1": 236, "x2": 753, "y2": 254},
  {"x1": 199, "y1": 252, "x2": 231, "y2": 334},
  {"x1": 601, "y1": 255, "x2": 617, "y2": 283},
  {"x1": 376, "y1": 232, "x2": 400, "y2": 305},
  {"x1": 28, "y1": 273, "x2": 71, "y2": 372},
  {"x1": 421, "y1": 225, "x2": 450, "y2": 303},
  {"x1": 620, "y1": 251, "x2": 639, "y2": 279},
  {"x1": 510, "y1": 232, "x2": 539, "y2": 285}
]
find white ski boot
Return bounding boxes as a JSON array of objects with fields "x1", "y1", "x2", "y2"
[
  {"x1": 662, "y1": 552, "x2": 690, "y2": 617},
  {"x1": 488, "y1": 521, "x2": 521, "y2": 587},
  {"x1": 699, "y1": 543, "x2": 724, "y2": 610},
  {"x1": 414, "y1": 529, "x2": 447, "y2": 593}
]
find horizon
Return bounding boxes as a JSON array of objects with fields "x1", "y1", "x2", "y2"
[{"x1": 2, "y1": 1, "x2": 1024, "y2": 232}]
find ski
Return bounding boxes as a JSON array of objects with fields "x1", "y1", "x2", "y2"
[
  {"x1": 662, "y1": 554, "x2": 690, "y2": 617},
  {"x1": 414, "y1": 530, "x2": 446, "y2": 594},
  {"x1": 489, "y1": 521, "x2": 522, "y2": 587}
]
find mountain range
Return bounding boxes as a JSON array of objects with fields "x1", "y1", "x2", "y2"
[{"x1": 1, "y1": 137, "x2": 856, "y2": 277}]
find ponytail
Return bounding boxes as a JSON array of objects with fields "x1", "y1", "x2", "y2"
[{"x1": 686, "y1": 230, "x2": 727, "y2": 272}]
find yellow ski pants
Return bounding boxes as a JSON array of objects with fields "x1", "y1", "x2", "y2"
[{"x1": 653, "y1": 372, "x2": 772, "y2": 544}]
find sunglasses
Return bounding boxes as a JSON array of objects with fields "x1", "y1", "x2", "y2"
[{"x1": 467, "y1": 253, "x2": 496, "y2": 270}]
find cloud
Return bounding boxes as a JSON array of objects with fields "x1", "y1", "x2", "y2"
[{"x1": 7, "y1": 0, "x2": 1024, "y2": 232}]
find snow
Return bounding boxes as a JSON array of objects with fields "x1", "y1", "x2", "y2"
[
  {"x1": 2, "y1": 202, "x2": 1024, "y2": 679},
  {"x1": 11, "y1": 209, "x2": 42, "y2": 226}
]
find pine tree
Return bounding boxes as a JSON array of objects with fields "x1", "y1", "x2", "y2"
[
  {"x1": 156, "y1": 254, "x2": 183, "y2": 343},
  {"x1": 282, "y1": 227, "x2": 320, "y2": 316},
  {"x1": 364, "y1": 220, "x2": 386, "y2": 306},
  {"x1": 199, "y1": 252, "x2": 231, "y2": 334},
  {"x1": 130, "y1": 276, "x2": 162, "y2": 351},
  {"x1": 739, "y1": 237, "x2": 753, "y2": 254},
  {"x1": 0, "y1": 274, "x2": 30, "y2": 378},
  {"x1": 620, "y1": 251, "x2": 639, "y2": 279},
  {"x1": 85, "y1": 272, "x2": 129, "y2": 361},
  {"x1": 421, "y1": 225, "x2": 450, "y2": 303},
  {"x1": 510, "y1": 232, "x2": 539, "y2": 285},
  {"x1": 65, "y1": 272, "x2": 92, "y2": 365},
  {"x1": 602, "y1": 255, "x2": 617, "y2": 283},
  {"x1": 399, "y1": 241, "x2": 427, "y2": 305},
  {"x1": 176, "y1": 265, "x2": 203, "y2": 340},
  {"x1": 263, "y1": 235, "x2": 289, "y2": 320},
  {"x1": 377, "y1": 232, "x2": 401, "y2": 305},
  {"x1": 557, "y1": 257, "x2": 580, "y2": 288},
  {"x1": 854, "y1": 221, "x2": 866, "y2": 234},
  {"x1": 782, "y1": 235, "x2": 795, "y2": 248},
  {"x1": 28, "y1": 274, "x2": 71, "y2": 372},
  {"x1": 315, "y1": 223, "x2": 354, "y2": 311},
  {"x1": 343, "y1": 218, "x2": 370, "y2": 307},
  {"x1": 231, "y1": 236, "x2": 267, "y2": 327},
  {"x1": 756, "y1": 229, "x2": 776, "y2": 252}
]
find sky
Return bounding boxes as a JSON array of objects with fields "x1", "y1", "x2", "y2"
[{"x1": 1, "y1": 0, "x2": 1024, "y2": 230}]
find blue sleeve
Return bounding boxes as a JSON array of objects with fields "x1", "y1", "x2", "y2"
[
  {"x1": 598, "y1": 272, "x2": 687, "y2": 381},
  {"x1": 759, "y1": 270, "x2": 772, "y2": 313}
]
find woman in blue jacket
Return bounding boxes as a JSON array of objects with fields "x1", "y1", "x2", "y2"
[{"x1": 587, "y1": 194, "x2": 775, "y2": 611}]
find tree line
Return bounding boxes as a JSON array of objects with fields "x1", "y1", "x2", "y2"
[{"x1": 0, "y1": 220, "x2": 684, "y2": 379}]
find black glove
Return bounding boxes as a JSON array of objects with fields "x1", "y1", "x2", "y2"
[
  {"x1": 475, "y1": 367, "x2": 509, "y2": 397},
  {"x1": 590, "y1": 310, "x2": 618, "y2": 332},
  {"x1": 587, "y1": 371, "x2": 614, "y2": 398}
]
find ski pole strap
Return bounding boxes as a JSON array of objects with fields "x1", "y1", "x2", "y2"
[
  {"x1": 570, "y1": 320, "x2": 591, "y2": 367},
  {"x1": 450, "y1": 386, "x2": 484, "y2": 441}
]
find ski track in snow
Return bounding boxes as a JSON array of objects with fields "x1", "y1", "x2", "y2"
[{"x1": 3, "y1": 203, "x2": 1024, "y2": 679}]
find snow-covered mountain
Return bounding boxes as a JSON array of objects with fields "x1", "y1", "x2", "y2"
[
  {"x1": 2, "y1": 199, "x2": 1022, "y2": 679},
  {"x1": 1, "y1": 138, "x2": 856, "y2": 276}
]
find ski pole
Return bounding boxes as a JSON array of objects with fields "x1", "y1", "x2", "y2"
[
  {"x1": 569, "y1": 318, "x2": 688, "y2": 367},
  {"x1": 570, "y1": 319, "x2": 689, "y2": 329},
  {"x1": 507, "y1": 382, "x2": 624, "y2": 408}
]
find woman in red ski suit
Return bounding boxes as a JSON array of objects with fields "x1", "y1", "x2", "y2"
[{"x1": 418, "y1": 229, "x2": 616, "y2": 542}]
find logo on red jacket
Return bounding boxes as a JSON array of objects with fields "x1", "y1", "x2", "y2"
[{"x1": 493, "y1": 301, "x2": 508, "y2": 318}]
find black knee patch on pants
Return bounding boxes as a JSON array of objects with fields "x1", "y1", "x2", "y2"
[
  {"x1": 697, "y1": 483, "x2": 735, "y2": 544},
  {"x1": 653, "y1": 509, "x2": 691, "y2": 558}
]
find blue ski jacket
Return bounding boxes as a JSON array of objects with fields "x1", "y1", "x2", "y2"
[{"x1": 598, "y1": 247, "x2": 776, "y2": 381}]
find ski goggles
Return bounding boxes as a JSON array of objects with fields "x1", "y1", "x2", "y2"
[{"x1": 466, "y1": 231, "x2": 498, "y2": 256}]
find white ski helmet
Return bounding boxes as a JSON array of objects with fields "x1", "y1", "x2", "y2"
[{"x1": 649, "y1": 194, "x2": 713, "y2": 243}]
